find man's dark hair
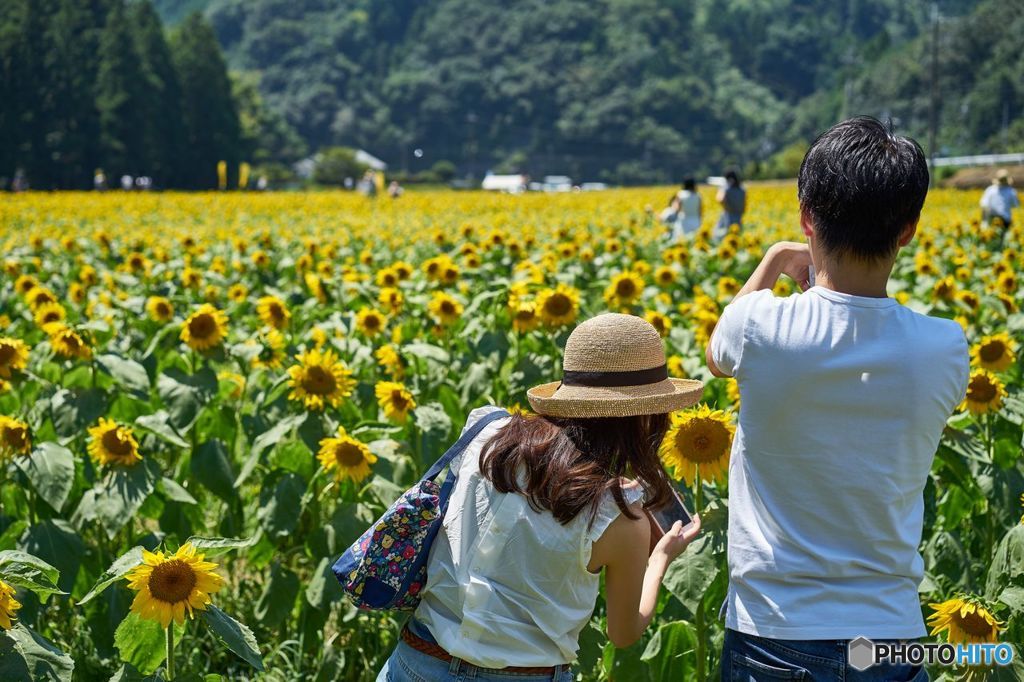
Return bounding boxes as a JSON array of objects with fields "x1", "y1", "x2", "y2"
[
  {"x1": 725, "y1": 170, "x2": 740, "y2": 186},
  {"x1": 798, "y1": 116, "x2": 929, "y2": 261},
  {"x1": 683, "y1": 177, "x2": 696, "y2": 191}
]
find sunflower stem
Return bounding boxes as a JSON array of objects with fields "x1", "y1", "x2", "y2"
[
  {"x1": 165, "y1": 625, "x2": 175, "y2": 680},
  {"x1": 693, "y1": 468, "x2": 704, "y2": 516}
]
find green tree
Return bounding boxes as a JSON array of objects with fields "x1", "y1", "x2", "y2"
[
  {"x1": 44, "y1": 0, "x2": 102, "y2": 189},
  {"x1": 312, "y1": 146, "x2": 367, "y2": 187},
  {"x1": 171, "y1": 11, "x2": 242, "y2": 189},
  {"x1": 95, "y1": 0, "x2": 150, "y2": 179},
  {"x1": 131, "y1": 0, "x2": 185, "y2": 187}
]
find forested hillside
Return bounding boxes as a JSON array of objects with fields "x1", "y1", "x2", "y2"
[
  {"x1": 185, "y1": 0, "x2": 1019, "y2": 183},
  {"x1": 4, "y1": 0, "x2": 1022, "y2": 188}
]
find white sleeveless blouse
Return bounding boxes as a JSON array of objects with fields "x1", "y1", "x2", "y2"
[{"x1": 414, "y1": 406, "x2": 645, "y2": 668}]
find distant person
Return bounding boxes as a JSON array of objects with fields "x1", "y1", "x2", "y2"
[
  {"x1": 357, "y1": 170, "x2": 377, "y2": 197},
  {"x1": 980, "y1": 169, "x2": 1019, "y2": 239},
  {"x1": 714, "y1": 170, "x2": 746, "y2": 239},
  {"x1": 658, "y1": 194, "x2": 681, "y2": 227},
  {"x1": 676, "y1": 177, "x2": 702, "y2": 238},
  {"x1": 257, "y1": 175, "x2": 269, "y2": 191},
  {"x1": 94, "y1": 169, "x2": 107, "y2": 191},
  {"x1": 12, "y1": 169, "x2": 28, "y2": 192},
  {"x1": 120, "y1": 174, "x2": 133, "y2": 191},
  {"x1": 388, "y1": 180, "x2": 404, "y2": 199}
]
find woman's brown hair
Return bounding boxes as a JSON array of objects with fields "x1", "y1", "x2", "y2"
[{"x1": 479, "y1": 412, "x2": 673, "y2": 525}]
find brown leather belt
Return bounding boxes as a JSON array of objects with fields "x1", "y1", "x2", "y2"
[{"x1": 400, "y1": 626, "x2": 559, "y2": 675}]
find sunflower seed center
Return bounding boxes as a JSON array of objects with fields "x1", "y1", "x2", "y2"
[
  {"x1": 303, "y1": 365, "x2": 337, "y2": 395},
  {"x1": 149, "y1": 559, "x2": 198, "y2": 604}
]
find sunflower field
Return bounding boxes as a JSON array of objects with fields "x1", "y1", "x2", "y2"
[{"x1": 0, "y1": 186, "x2": 1022, "y2": 681}]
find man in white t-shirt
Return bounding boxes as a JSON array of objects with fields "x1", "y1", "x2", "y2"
[{"x1": 707, "y1": 117, "x2": 969, "y2": 680}]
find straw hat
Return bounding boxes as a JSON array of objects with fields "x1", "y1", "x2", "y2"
[
  {"x1": 527, "y1": 313, "x2": 704, "y2": 418},
  {"x1": 994, "y1": 169, "x2": 1012, "y2": 185}
]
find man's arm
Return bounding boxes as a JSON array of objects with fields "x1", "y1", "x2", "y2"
[{"x1": 705, "y1": 242, "x2": 812, "y2": 377}]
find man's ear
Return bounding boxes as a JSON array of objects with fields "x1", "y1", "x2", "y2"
[
  {"x1": 897, "y1": 217, "x2": 919, "y2": 247},
  {"x1": 800, "y1": 207, "x2": 815, "y2": 240}
]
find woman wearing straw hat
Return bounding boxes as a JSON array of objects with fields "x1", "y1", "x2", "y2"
[{"x1": 378, "y1": 313, "x2": 704, "y2": 681}]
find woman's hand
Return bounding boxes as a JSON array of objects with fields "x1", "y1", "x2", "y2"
[{"x1": 650, "y1": 515, "x2": 702, "y2": 567}]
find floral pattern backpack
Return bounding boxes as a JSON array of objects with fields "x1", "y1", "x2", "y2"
[{"x1": 332, "y1": 409, "x2": 509, "y2": 610}]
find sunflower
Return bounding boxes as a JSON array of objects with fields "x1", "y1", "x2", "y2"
[
  {"x1": 0, "y1": 579, "x2": 21, "y2": 630},
  {"x1": 932, "y1": 276, "x2": 957, "y2": 301},
  {"x1": 375, "y1": 381, "x2": 416, "y2": 423},
  {"x1": 0, "y1": 337, "x2": 30, "y2": 378},
  {"x1": 511, "y1": 300, "x2": 540, "y2": 333},
  {"x1": 375, "y1": 267, "x2": 400, "y2": 288},
  {"x1": 355, "y1": 307, "x2": 387, "y2": 338},
  {"x1": 971, "y1": 333, "x2": 1017, "y2": 372},
  {"x1": 717, "y1": 276, "x2": 741, "y2": 301},
  {"x1": 317, "y1": 426, "x2": 378, "y2": 484},
  {"x1": 667, "y1": 355, "x2": 687, "y2": 378},
  {"x1": 377, "y1": 287, "x2": 404, "y2": 314},
  {"x1": 125, "y1": 542, "x2": 224, "y2": 628},
  {"x1": 228, "y1": 283, "x2": 248, "y2": 303},
  {"x1": 960, "y1": 369, "x2": 1006, "y2": 415},
  {"x1": 536, "y1": 284, "x2": 580, "y2": 327},
  {"x1": 644, "y1": 311, "x2": 672, "y2": 338},
  {"x1": 726, "y1": 378, "x2": 741, "y2": 408},
  {"x1": 375, "y1": 344, "x2": 405, "y2": 379},
  {"x1": 33, "y1": 301, "x2": 66, "y2": 330},
  {"x1": 691, "y1": 311, "x2": 720, "y2": 348},
  {"x1": 25, "y1": 286, "x2": 58, "y2": 311},
  {"x1": 251, "y1": 328, "x2": 286, "y2": 370},
  {"x1": 305, "y1": 272, "x2": 327, "y2": 303},
  {"x1": 661, "y1": 404, "x2": 734, "y2": 486},
  {"x1": 146, "y1": 296, "x2": 174, "y2": 322},
  {"x1": 181, "y1": 267, "x2": 202, "y2": 289},
  {"x1": 604, "y1": 271, "x2": 645, "y2": 307},
  {"x1": 427, "y1": 292, "x2": 463, "y2": 326},
  {"x1": 50, "y1": 325, "x2": 92, "y2": 360},
  {"x1": 654, "y1": 266, "x2": 676, "y2": 288},
  {"x1": 180, "y1": 304, "x2": 228, "y2": 351},
  {"x1": 927, "y1": 597, "x2": 1002, "y2": 644},
  {"x1": 287, "y1": 348, "x2": 355, "y2": 411},
  {"x1": 14, "y1": 275, "x2": 39, "y2": 295},
  {"x1": 256, "y1": 295, "x2": 290, "y2": 330},
  {"x1": 87, "y1": 418, "x2": 142, "y2": 467},
  {"x1": 0, "y1": 415, "x2": 31, "y2": 458}
]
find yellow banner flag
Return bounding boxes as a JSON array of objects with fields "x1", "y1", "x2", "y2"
[
  {"x1": 217, "y1": 161, "x2": 227, "y2": 190},
  {"x1": 239, "y1": 162, "x2": 251, "y2": 190}
]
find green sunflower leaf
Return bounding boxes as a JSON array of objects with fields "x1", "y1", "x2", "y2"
[
  {"x1": 0, "y1": 550, "x2": 63, "y2": 597},
  {"x1": 200, "y1": 605, "x2": 264, "y2": 671},
  {"x1": 14, "y1": 442, "x2": 75, "y2": 513},
  {"x1": 78, "y1": 546, "x2": 145, "y2": 605}
]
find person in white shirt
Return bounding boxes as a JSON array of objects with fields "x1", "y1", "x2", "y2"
[
  {"x1": 980, "y1": 169, "x2": 1019, "y2": 241},
  {"x1": 676, "y1": 177, "x2": 702, "y2": 238},
  {"x1": 706, "y1": 117, "x2": 969, "y2": 681},
  {"x1": 377, "y1": 313, "x2": 704, "y2": 681}
]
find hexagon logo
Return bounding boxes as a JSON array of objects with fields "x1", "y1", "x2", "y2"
[{"x1": 848, "y1": 636, "x2": 875, "y2": 672}]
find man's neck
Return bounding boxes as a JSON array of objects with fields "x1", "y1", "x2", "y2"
[{"x1": 814, "y1": 257, "x2": 892, "y2": 298}]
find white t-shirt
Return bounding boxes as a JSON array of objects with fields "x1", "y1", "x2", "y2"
[
  {"x1": 980, "y1": 184, "x2": 1020, "y2": 221},
  {"x1": 677, "y1": 190, "x2": 702, "y2": 234},
  {"x1": 711, "y1": 287, "x2": 968, "y2": 640},
  {"x1": 415, "y1": 406, "x2": 645, "y2": 667}
]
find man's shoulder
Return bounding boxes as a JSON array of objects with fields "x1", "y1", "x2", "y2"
[{"x1": 895, "y1": 306, "x2": 968, "y2": 352}]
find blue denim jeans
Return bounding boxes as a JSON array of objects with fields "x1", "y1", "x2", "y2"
[{"x1": 721, "y1": 629, "x2": 928, "y2": 681}]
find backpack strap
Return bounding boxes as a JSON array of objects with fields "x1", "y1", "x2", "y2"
[{"x1": 422, "y1": 408, "x2": 510, "y2": 482}]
